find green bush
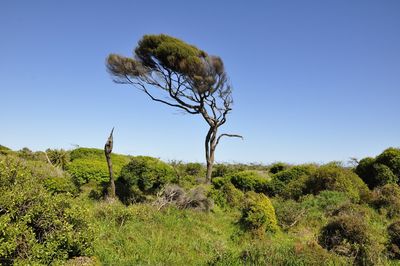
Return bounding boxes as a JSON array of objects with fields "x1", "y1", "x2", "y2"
[
  {"x1": 355, "y1": 157, "x2": 376, "y2": 188},
  {"x1": 388, "y1": 220, "x2": 400, "y2": 259},
  {"x1": 0, "y1": 153, "x2": 77, "y2": 195},
  {"x1": 183, "y1": 162, "x2": 204, "y2": 176},
  {"x1": 0, "y1": 144, "x2": 12, "y2": 155},
  {"x1": 319, "y1": 214, "x2": 370, "y2": 260},
  {"x1": 0, "y1": 155, "x2": 92, "y2": 265},
  {"x1": 373, "y1": 163, "x2": 398, "y2": 186},
  {"x1": 304, "y1": 164, "x2": 370, "y2": 202},
  {"x1": 210, "y1": 182, "x2": 244, "y2": 209},
  {"x1": 230, "y1": 170, "x2": 268, "y2": 192},
  {"x1": 273, "y1": 199, "x2": 305, "y2": 230},
  {"x1": 117, "y1": 156, "x2": 175, "y2": 204},
  {"x1": 274, "y1": 165, "x2": 316, "y2": 183},
  {"x1": 212, "y1": 164, "x2": 242, "y2": 178},
  {"x1": 240, "y1": 191, "x2": 278, "y2": 233},
  {"x1": 69, "y1": 147, "x2": 105, "y2": 161},
  {"x1": 371, "y1": 183, "x2": 400, "y2": 218},
  {"x1": 269, "y1": 162, "x2": 289, "y2": 174},
  {"x1": 375, "y1": 147, "x2": 400, "y2": 177},
  {"x1": 319, "y1": 203, "x2": 386, "y2": 265},
  {"x1": 211, "y1": 176, "x2": 231, "y2": 189},
  {"x1": 266, "y1": 165, "x2": 316, "y2": 197},
  {"x1": 17, "y1": 147, "x2": 48, "y2": 162},
  {"x1": 67, "y1": 158, "x2": 110, "y2": 186},
  {"x1": 66, "y1": 147, "x2": 131, "y2": 187},
  {"x1": 43, "y1": 175, "x2": 78, "y2": 195},
  {"x1": 273, "y1": 191, "x2": 349, "y2": 232},
  {"x1": 356, "y1": 148, "x2": 400, "y2": 189}
]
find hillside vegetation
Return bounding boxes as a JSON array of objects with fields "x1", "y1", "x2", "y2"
[{"x1": 1, "y1": 145, "x2": 400, "y2": 265}]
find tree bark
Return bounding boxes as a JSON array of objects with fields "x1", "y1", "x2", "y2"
[
  {"x1": 104, "y1": 128, "x2": 115, "y2": 198},
  {"x1": 205, "y1": 126, "x2": 218, "y2": 183}
]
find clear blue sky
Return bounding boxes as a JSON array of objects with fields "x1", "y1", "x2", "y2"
[{"x1": 1, "y1": 1, "x2": 399, "y2": 164}]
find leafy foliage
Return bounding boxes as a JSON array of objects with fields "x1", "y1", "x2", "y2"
[
  {"x1": 67, "y1": 147, "x2": 130, "y2": 186},
  {"x1": 3, "y1": 145, "x2": 400, "y2": 265},
  {"x1": 370, "y1": 183, "x2": 400, "y2": 218},
  {"x1": 269, "y1": 162, "x2": 289, "y2": 174},
  {"x1": 240, "y1": 191, "x2": 279, "y2": 233},
  {"x1": 230, "y1": 170, "x2": 268, "y2": 192},
  {"x1": 116, "y1": 156, "x2": 175, "y2": 204},
  {"x1": 210, "y1": 182, "x2": 244, "y2": 209},
  {"x1": 266, "y1": 163, "x2": 369, "y2": 202},
  {"x1": 265, "y1": 164, "x2": 317, "y2": 197},
  {"x1": 46, "y1": 148, "x2": 70, "y2": 170},
  {"x1": 0, "y1": 155, "x2": 92, "y2": 265},
  {"x1": 388, "y1": 220, "x2": 400, "y2": 259},
  {"x1": 319, "y1": 203, "x2": 386, "y2": 265},
  {"x1": 356, "y1": 147, "x2": 400, "y2": 189}
]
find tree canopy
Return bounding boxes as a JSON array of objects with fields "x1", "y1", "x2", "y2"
[{"x1": 107, "y1": 34, "x2": 241, "y2": 182}]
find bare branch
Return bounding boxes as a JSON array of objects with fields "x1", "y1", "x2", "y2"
[{"x1": 216, "y1": 133, "x2": 243, "y2": 147}]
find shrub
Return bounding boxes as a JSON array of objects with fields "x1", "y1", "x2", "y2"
[
  {"x1": 43, "y1": 175, "x2": 78, "y2": 195},
  {"x1": 273, "y1": 199, "x2": 305, "y2": 230},
  {"x1": 230, "y1": 170, "x2": 268, "y2": 192},
  {"x1": 375, "y1": 147, "x2": 400, "y2": 177},
  {"x1": 319, "y1": 204, "x2": 386, "y2": 265},
  {"x1": 319, "y1": 214, "x2": 370, "y2": 259},
  {"x1": 67, "y1": 158, "x2": 110, "y2": 186},
  {"x1": 356, "y1": 148, "x2": 400, "y2": 189},
  {"x1": 0, "y1": 144, "x2": 12, "y2": 155},
  {"x1": 45, "y1": 148, "x2": 70, "y2": 170},
  {"x1": 240, "y1": 191, "x2": 278, "y2": 233},
  {"x1": 372, "y1": 163, "x2": 398, "y2": 186},
  {"x1": 184, "y1": 162, "x2": 204, "y2": 176},
  {"x1": 304, "y1": 164, "x2": 370, "y2": 202},
  {"x1": 355, "y1": 157, "x2": 376, "y2": 188},
  {"x1": 17, "y1": 147, "x2": 48, "y2": 162},
  {"x1": 69, "y1": 147, "x2": 104, "y2": 161},
  {"x1": 67, "y1": 147, "x2": 131, "y2": 187},
  {"x1": 301, "y1": 190, "x2": 350, "y2": 214},
  {"x1": 0, "y1": 153, "x2": 77, "y2": 195},
  {"x1": 210, "y1": 182, "x2": 244, "y2": 209},
  {"x1": 266, "y1": 165, "x2": 316, "y2": 198},
  {"x1": 0, "y1": 155, "x2": 92, "y2": 265},
  {"x1": 371, "y1": 183, "x2": 400, "y2": 218},
  {"x1": 153, "y1": 184, "x2": 214, "y2": 212},
  {"x1": 274, "y1": 165, "x2": 316, "y2": 183},
  {"x1": 269, "y1": 162, "x2": 289, "y2": 174},
  {"x1": 117, "y1": 156, "x2": 175, "y2": 204},
  {"x1": 273, "y1": 191, "x2": 349, "y2": 232},
  {"x1": 388, "y1": 220, "x2": 400, "y2": 259},
  {"x1": 356, "y1": 161, "x2": 398, "y2": 189},
  {"x1": 211, "y1": 164, "x2": 236, "y2": 178}
]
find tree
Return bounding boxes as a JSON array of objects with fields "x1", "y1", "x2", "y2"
[
  {"x1": 106, "y1": 34, "x2": 242, "y2": 182},
  {"x1": 104, "y1": 127, "x2": 115, "y2": 198}
]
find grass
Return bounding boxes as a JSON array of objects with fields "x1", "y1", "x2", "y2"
[{"x1": 86, "y1": 200, "x2": 241, "y2": 265}]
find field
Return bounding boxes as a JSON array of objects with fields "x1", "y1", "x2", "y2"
[{"x1": 1, "y1": 145, "x2": 400, "y2": 265}]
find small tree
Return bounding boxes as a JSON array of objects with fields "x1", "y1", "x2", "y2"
[{"x1": 106, "y1": 34, "x2": 241, "y2": 182}]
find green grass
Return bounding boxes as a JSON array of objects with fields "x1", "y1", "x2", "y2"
[{"x1": 88, "y1": 201, "x2": 241, "y2": 265}]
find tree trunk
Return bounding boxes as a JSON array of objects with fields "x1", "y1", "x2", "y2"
[
  {"x1": 205, "y1": 126, "x2": 217, "y2": 183},
  {"x1": 105, "y1": 152, "x2": 115, "y2": 198},
  {"x1": 104, "y1": 128, "x2": 115, "y2": 198}
]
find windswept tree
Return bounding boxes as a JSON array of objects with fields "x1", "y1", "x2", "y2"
[{"x1": 106, "y1": 34, "x2": 241, "y2": 182}]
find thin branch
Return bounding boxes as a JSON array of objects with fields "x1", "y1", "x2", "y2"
[
  {"x1": 125, "y1": 75, "x2": 200, "y2": 115},
  {"x1": 215, "y1": 133, "x2": 243, "y2": 147}
]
